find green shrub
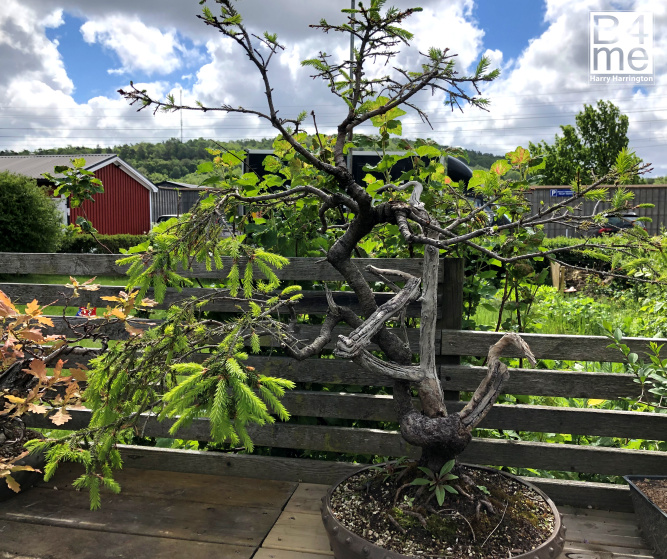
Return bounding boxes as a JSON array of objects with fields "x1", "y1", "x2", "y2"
[
  {"x1": 0, "y1": 171, "x2": 63, "y2": 252},
  {"x1": 58, "y1": 233, "x2": 149, "y2": 254},
  {"x1": 542, "y1": 236, "x2": 611, "y2": 270}
]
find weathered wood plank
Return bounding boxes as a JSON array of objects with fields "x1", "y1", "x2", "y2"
[
  {"x1": 563, "y1": 513, "x2": 642, "y2": 538},
  {"x1": 120, "y1": 448, "x2": 635, "y2": 512},
  {"x1": 0, "y1": 519, "x2": 257, "y2": 559},
  {"x1": 247, "y1": 356, "x2": 392, "y2": 386},
  {"x1": 118, "y1": 445, "x2": 362, "y2": 485},
  {"x1": 37, "y1": 462, "x2": 296, "y2": 510},
  {"x1": 58, "y1": 350, "x2": 642, "y2": 402},
  {"x1": 283, "y1": 483, "x2": 329, "y2": 515},
  {"x1": 564, "y1": 531, "x2": 647, "y2": 549},
  {"x1": 112, "y1": 447, "x2": 635, "y2": 511},
  {"x1": 529, "y1": 478, "x2": 633, "y2": 512},
  {"x1": 559, "y1": 505, "x2": 639, "y2": 521},
  {"x1": 25, "y1": 412, "x2": 667, "y2": 476},
  {"x1": 278, "y1": 391, "x2": 667, "y2": 440},
  {"x1": 255, "y1": 549, "x2": 333, "y2": 559},
  {"x1": 0, "y1": 283, "x2": 426, "y2": 317},
  {"x1": 441, "y1": 365, "x2": 640, "y2": 398},
  {"x1": 441, "y1": 330, "x2": 667, "y2": 362},
  {"x1": 0, "y1": 486, "x2": 280, "y2": 546},
  {"x1": 43, "y1": 317, "x2": 428, "y2": 350},
  {"x1": 262, "y1": 510, "x2": 331, "y2": 556},
  {"x1": 0, "y1": 253, "x2": 439, "y2": 281},
  {"x1": 559, "y1": 545, "x2": 654, "y2": 559}
]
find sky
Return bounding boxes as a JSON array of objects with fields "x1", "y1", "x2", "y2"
[{"x1": 0, "y1": 0, "x2": 666, "y2": 175}]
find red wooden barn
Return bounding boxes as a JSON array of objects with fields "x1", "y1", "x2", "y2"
[{"x1": 0, "y1": 154, "x2": 157, "y2": 235}]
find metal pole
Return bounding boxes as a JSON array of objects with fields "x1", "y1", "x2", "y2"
[{"x1": 346, "y1": 0, "x2": 354, "y2": 173}]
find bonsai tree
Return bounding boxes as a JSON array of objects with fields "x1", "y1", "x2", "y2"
[{"x1": 24, "y1": 0, "x2": 656, "y2": 511}]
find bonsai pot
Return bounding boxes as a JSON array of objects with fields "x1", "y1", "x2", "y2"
[
  {"x1": 0, "y1": 432, "x2": 46, "y2": 502},
  {"x1": 321, "y1": 463, "x2": 566, "y2": 559},
  {"x1": 624, "y1": 475, "x2": 667, "y2": 559}
]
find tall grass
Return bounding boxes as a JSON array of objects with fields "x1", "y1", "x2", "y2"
[{"x1": 472, "y1": 286, "x2": 646, "y2": 337}]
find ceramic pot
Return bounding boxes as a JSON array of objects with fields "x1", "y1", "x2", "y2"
[
  {"x1": 0, "y1": 439, "x2": 46, "y2": 502},
  {"x1": 321, "y1": 463, "x2": 566, "y2": 559}
]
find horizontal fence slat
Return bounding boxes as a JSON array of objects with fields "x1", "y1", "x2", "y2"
[
  {"x1": 55, "y1": 350, "x2": 394, "y2": 386},
  {"x1": 0, "y1": 283, "x2": 426, "y2": 318},
  {"x1": 117, "y1": 446, "x2": 633, "y2": 511},
  {"x1": 0, "y1": 253, "x2": 440, "y2": 282},
  {"x1": 44, "y1": 318, "x2": 429, "y2": 351},
  {"x1": 246, "y1": 356, "x2": 390, "y2": 386},
  {"x1": 278, "y1": 391, "x2": 667, "y2": 440},
  {"x1": 440, "y1": 365, "x2": 640, "y2": 398},
  {"x1": 527, "y1": 478, "x2": 632, "y2": 512},
  {"x1": 25, "y1": 411, "x2": 667, "y2": 476},
  {"x1": 441, "y1": 330, "x2": 667, "y2": 362},
  {"x1": 119, "y1": 445, "x2": 361, "y2": 485},
  {"x1": 51, "y1": 352, "x2": 649, "y2": 399}
]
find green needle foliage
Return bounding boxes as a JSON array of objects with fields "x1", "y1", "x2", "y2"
[{"x1": 30, "y1": 224, "x2": 299, "y2": 508}]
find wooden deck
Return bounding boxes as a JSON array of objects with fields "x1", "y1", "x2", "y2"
[{"x1": 0, "y1": 466, "x2": 656, "y2": 559}]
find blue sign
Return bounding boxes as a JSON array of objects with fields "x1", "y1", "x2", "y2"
[{"x1": 550, "y1": 189, "x2": 573, "y2": 197}]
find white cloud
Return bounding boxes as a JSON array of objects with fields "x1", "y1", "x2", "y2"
[
  {"x1": 0, "y1": 0, "x2": 664, "y2": 176},
  {"x1": 0, "y1": 0, "x2": 72, "y2": 94},
  {"x1": 80, "y1": 16, "x2": 186, "y2": 76}
]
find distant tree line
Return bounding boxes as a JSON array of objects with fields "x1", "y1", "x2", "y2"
[{"x1": 0, "y1": 138, "x2": 503, "y2": 185}]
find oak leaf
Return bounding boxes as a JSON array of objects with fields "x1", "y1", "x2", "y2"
[
  {"x1": 18, "y1": 328, "x2": 44, "y2": 343},
  {"x1": 35, "y1": 316, "x2": 54, "y2": 327},
  {"x1": 108, "y1": 307, "x2": 127, "y2": 320},
  {"x1": 24, "y1": 359, "x2": 48, "y2": 383},
  {"x1": 125, "y1": 323, "x2": 145, "y2": 337},
  {"x1": 4, "y1": 475, "x2": 20, "y2": 493},
  {"x1": 0, "y1": 290, "x2": 18, "y2": 317},
  {"x1": 50, "y1": 408, "x2": 72, "y2": 426},
  {"x1": 25, "y1": 300, "x2": 40, "y2": 316},
  {"x1": 69, "y1": 367, "x2": 88, "y2": 382},
  {"x1": 27, "y1": 403, "x2": 48, "y2": 414}
]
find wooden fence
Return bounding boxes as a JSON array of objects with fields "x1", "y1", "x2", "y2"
[{"x1": 2, "y1": 252, "x2": 666, "y2": 512}]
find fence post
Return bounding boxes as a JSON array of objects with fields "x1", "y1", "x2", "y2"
[{"x1": 438, "y1": 257, "x2": 464, "y2": 402}]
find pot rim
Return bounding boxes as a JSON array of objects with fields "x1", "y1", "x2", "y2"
[{"x1": 322, "y1": 461, "x2": 565, "y2": 559}]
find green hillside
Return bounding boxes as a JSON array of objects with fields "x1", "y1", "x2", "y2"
[{"x1": 1, "y1": 138, "x2": 502, "y2": 184}]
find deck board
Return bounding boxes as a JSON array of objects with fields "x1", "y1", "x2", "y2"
[
  {"x1": 1, "y1": 471, "x2": 657, "y2": 559},
  {"x1": 0, "y1": 520, "x2": 257, "y2": 559},
  {"x1": 0, "y1": 466, "x2": 297, "y2": 558}
]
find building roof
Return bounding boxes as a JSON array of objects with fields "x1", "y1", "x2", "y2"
[
  {"x1": 156, "y1": 180, "x2": 205, "y2": 189},
  {"x1": 0, "y1": 154, "x2": 157, "y2": 193}
]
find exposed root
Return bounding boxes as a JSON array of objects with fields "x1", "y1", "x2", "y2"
[
  {"x1": 481, "y1": 498, "x2": 495, "y2": 515},
  {"x1": 394, "y1": 482, "x2": 413, "y2": 506},
  {"x1": 454, "y1": 484, "x2": 472, "y2": 500}
]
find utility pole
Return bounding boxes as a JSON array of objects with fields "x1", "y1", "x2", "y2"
[
  {"x1": 180, "y1": 89, "x2": 183, "y2": 143},
  {"x1": 346, "y1": 0, "x2": 354, "y2": 173}
]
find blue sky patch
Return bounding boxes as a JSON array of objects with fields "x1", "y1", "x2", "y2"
[
  {"x1": 46, "y1": 13, "x2": 204, "y2": 104},
  {"x1": 472, "y1": 0, "x2": 547, "y2": 65}
]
